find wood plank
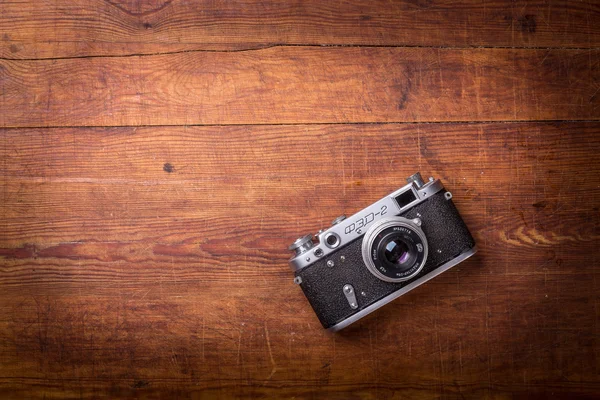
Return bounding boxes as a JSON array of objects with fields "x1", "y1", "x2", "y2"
[
  {"x1": 2, "y1": 48, "x2": 599, "y2": 127},
  {"x1": 2, "y1": 0, "x2": 600, "y2": 59}
]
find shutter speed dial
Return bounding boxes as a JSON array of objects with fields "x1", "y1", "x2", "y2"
[{"x1": 288, "y1": 234, "x2": 315, "y2": 256}]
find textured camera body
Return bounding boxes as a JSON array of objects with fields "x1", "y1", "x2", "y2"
[{"x1": 288, "y1": 174, "x2": 476, "y2": 331}]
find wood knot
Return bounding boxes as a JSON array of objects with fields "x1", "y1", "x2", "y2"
[{"x1": 163, "y1": 163, "x2": 174, "y2": 173}]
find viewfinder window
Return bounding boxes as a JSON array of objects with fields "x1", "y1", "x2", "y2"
[{"x1": 394, "y1": 190, "x2": 417, "y2": 209}]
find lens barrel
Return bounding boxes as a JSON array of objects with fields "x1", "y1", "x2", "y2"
[{"x1": 361, "y1": 217, "x2": 428, "y2": 282}]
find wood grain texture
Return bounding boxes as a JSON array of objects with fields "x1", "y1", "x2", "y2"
[
  {"x1": 2, "y1": 0, "x2": 600, "y2": 59},
  {"x1": 2, "y1": 1, "x2": 600, "y2": 398},
  {"x1": 1, "y1": 122, "x2": 599, "y2": 398},
  {"x1": 2, "y1": 47, "x2": 599, "y2": 127}
]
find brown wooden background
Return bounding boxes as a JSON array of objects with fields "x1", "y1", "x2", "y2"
[{"x1": 1, "y1": 1, "x2": 599, "y2": 399}]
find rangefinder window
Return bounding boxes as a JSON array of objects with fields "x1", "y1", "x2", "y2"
[{"x1": 394, "y1": 189, "x2": 417, "y2": 209}]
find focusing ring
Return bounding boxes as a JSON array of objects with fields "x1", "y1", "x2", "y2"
[{"x1": 361, "y1": 217, "x2": 428, "y2": 282}]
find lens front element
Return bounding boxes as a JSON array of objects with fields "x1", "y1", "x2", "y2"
[
  {"x1": 384, "y1": 238, "x2": 414, "y2": 268},
  {"x1": 362, "y1": 217, "x2": 428, "y2": 282}
]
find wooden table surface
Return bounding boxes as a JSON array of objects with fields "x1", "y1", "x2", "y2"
[{"x1": 1, "y1": 1, "x2": 599, "y2": 399}]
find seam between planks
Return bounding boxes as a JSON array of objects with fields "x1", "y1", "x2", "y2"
[
  {"x1": 1, "y1": 120, "x2": 599, "y2": 130},
  {"x1": 1, "y1": 43, "x2": 599, "y2": 62}
]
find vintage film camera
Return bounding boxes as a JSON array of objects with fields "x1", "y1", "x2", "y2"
[{"x1": 288, "y1": 173, "x2": 477, "y2": 331}]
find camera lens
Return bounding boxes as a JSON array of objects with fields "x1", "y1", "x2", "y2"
[
  {"x1": 361, "y1": 217, "x2": 428, "y2": 282},
  {"x1": 385, "y1": 239, "x2": 411, "y2": 265},
  {"x1": 377, "y1": 234, "x2": 418, "y2": 273}
]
